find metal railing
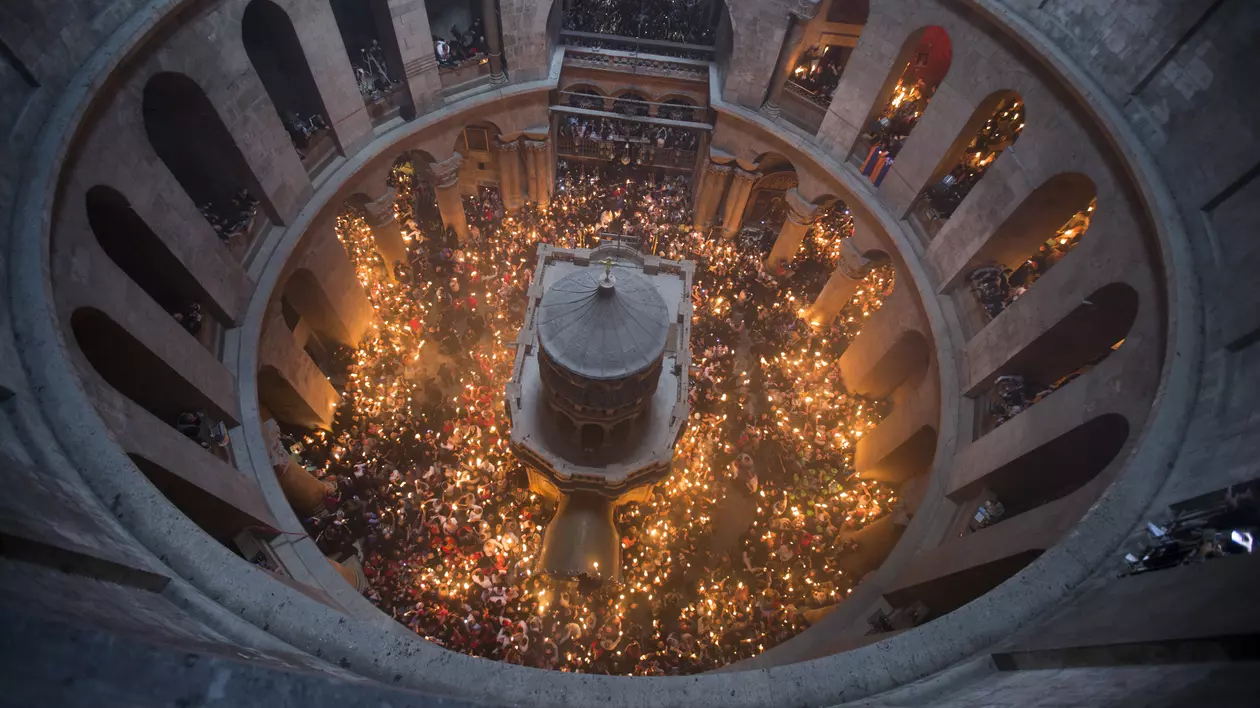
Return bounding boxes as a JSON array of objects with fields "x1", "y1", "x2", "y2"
[{"x1": 563, "y1": 45, "x2": 709, "y2": 83}]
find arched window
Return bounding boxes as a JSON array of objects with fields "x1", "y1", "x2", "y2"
[
  {"x1": 84, "y1": 186, "x2": 223, "y2": 349},
  {"x1": 659, "y1": 98, "x2": 699, "y2": 122},
  {"x1": 963, "y1": 173, "x2": 1098, "y2": 323},
  {"x1": 852, "y1": 26, "x2": 952, "y2": 163},
  {"x1": 976, "y1": 283, "x2": 1138, "y2": 434},
  {"x1": 612, "y1": 92, "x2": 649, "y2": 117},
  {"x1": 781, "y1": 2, "x2": 870, "y2": 133},
  {"x1": 142, "y1": 72, "x2": 271, "y2": 253},
  {"x1": 565, "y1": 87, "x2": 605, "y2": 110},
  {"x1": 912, "y1": 91, "x2": 1025, "y2": 236},
  {"x1": 242, "y1": 0, "x2": 337, "y2": 168}
]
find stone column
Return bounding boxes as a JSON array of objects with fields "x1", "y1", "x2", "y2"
[
  {"x1": 496, "y1": 138, "x2": 525, "y2": 213},
  {"x1": 481, "y1": 0, "x2": 507, "y2": 84},
  {"x1": 693, "y1": 161, "x2": 732, "y2": 231},
  {"x1": 523, "y1": 139, "x2": 553, "y2": 205},
  {"x1": 431, "y1": 154, "x2": 470, "y2": 242},
  {"x1": 719, "y1": 168, "x2": 759, "y2": 237},
  {"x1": 808, "y1": 237, "x2": 875, "y2": 325},
  {"x1": 520, "y1": 140, "x2": 541, "y2": 205},
  {"x1": 329, "y1": 557, "x2": 369, "y2": 592},
  {"x1": 760, "y1": 2, "x2": 820, "y2": 119},
  {"x1": 362, "y1": 187, "x2": 407, "y2": 278},
  {"x1": 765, "y1": 188, "x2": 819, "y2": 268},
  {"x1": 264, "y1": 420, "x2": 335, "y2": 517}
]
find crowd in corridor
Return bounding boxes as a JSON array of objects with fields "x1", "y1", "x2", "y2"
[{"x1": 282, "y1": 160, "x2": 900, "y2": 674}]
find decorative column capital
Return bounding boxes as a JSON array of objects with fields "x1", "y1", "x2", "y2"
[
  {"x1": 523, "y1": 139, "x2": 549, "y2": 152},
  {"x1": 430, "y1": 154, "x2": 464, "y2": 189},
  {"x1": 706, "y1": 161, "x2": 733, "y2": 177},
  {"x1": 495, "y1": 138, "x2": 521, "y2": 152},
  {"x1": 363, "y1": 187, "x2": 398, "y2": 226},
  {"x1": 732, "y1": 167, "x2": 761, "y2": 184},
  {"x1": 837, "y1": 236, "x2": 876, "y2": 279},
  {"x1": 784, "y1": 188, "x2": 819, "y2": 226}
]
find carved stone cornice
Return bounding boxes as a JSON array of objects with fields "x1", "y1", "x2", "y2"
[
  {"x1": 523, "y1": 139, "x2": 550, "y2": 152},
  {"x1": 494, "y1": 138, "x2": 521, "y2": 152},
  {"x1": 732, "y1": 168, "x2": 761, "y2": 183},
  {"x1": 706, "y1": 161, "x2": 733, "y2": 177}
]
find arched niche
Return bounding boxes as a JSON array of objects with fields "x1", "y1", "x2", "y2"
[
  {"x1": 258, "y1": 364, "x2": 331, "y2": 431},
  {"x1": 242, "y1": 0, "x2": 337, "y2": 160},
  {"x1": 845, "y1": 328, "x2": 931, "y2": 400},
  {"x1": 84, "y1": 185, "x2": 225, "y2": 328},
  {"x1": 914, "y1": 90, "x2": 1025, "y2": 230},
  {"x1": 851, "y1": 25, "x2": 953, "y2": 162},
  {"x1": 963, "y1": 173, "x2": 1098, "y2": 284},
  {"x1": 981, "y1": 282, "x2": 1138, "y2": 398},
  {"x1": 71, "y1": 307, "x2": 234, "y2": 426},
  {"x1": 142, "y1": 71, "x2": 275, "y2": 240},
  {"x1": 961, "y1": 413, "x2": 1130, "y2": 519}
]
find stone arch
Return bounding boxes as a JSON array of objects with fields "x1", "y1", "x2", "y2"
[
  {"x1": 328, "y1": 0, "x2": 410, "y2": 119},
  {"x1": 974, "y1": 282, "x2": 1139, "y2": 399},
  {"x1": 142, "y1": 71, "x2": 277, "y2": 229},
  {"x1": 858, "y1": 424, "x2": 938, "y2": 486},
  {"x1": 953, "y1": 413, "x2": 1130, "y2": 520},
  {"x1": 611, "y1": 91, "x2": 650, "y2": 116},
  {"x1": 566, "y1": 86, "x2": 607, "y2": 110},
  {"x1": 658, "y1": 96, "x2": 701, "y2": 122},
  {"x1": 561, "y1": 83, "x2": 607, "y2": 98},
  {"x1": 950, "y1": 172, "x2": 1098, "y2": 290},
  {"x1": 282, "y1": 267, "x2": 352, "y2": 347},
  {"x1": 70, "y1": 307, "x2": 234, "y2": 426},
  {"x1": 743, "y1": 157, "x2": 799, "y2": 228},
  {"x1": 844, "y1": 328, "x2": 931, "y2": 400},
  {"x1": 849, "y1": 25, "x2": 953, "y2": 161},
  {"x1": 84, "y1": 185, "x2": 227, "y2": 326},
  {"x1": 258, "y1": 364, "x2": 329, "y2": 431},
  {"x1": 242, "y1": 0, "x2": 336, "y2": 156},
  {"x1": 456, "y1": 121, "x2": 502, "y2": 155}
]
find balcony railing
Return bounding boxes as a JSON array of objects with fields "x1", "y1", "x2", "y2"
[
  {"x1": 780, "y1": 82, "x2": 828, "y2": 134},
  {"x1": 560, "y1": 30, "x2": 715, "y2": 61},
  {"x1": 562, "y1": 45, "x2": 710, "y2": 83},
  {"x1": 557, "y1": 135, "x2": 696, "y2": 171}
]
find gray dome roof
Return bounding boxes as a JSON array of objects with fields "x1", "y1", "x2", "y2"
[{"x1": 537, "y1": 268, "x2": 670, "y2": 380}]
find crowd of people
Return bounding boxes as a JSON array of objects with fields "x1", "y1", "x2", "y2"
[
  {"x1": 562, "y1": 0, "x2": 718, "y2": 46},
  {"x1": 920, "y1": 96, "x2": 1024, "y2": 221},
  {"x1": 789, "y1": 45, "x2": 848, "y2": 106},
  {"x1": 351, "y1": 39, "x2": 401, "y2": 104},
  {"x1": 1124, "y1": 484, "x2": 1257, "y2": 576},
  {"x1": 557, "y1": 112, "x2": 701, "y2": 168},
  {"x1": 197, "y1": 188, "x2": 259, "y2": 246},
  {"x1": 282, "y1": 160, "x2": 899, "y2": 674},
  {"x1": 433, "y1": 15, "x2": 489, "y2": 69}
]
